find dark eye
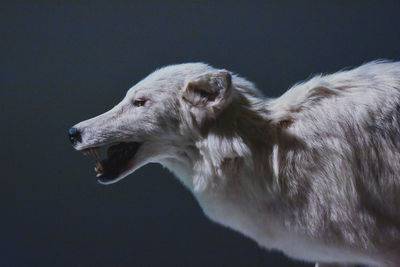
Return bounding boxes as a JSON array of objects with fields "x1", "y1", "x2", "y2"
[
  {"x1": 133, "y1": 99, "x2": 147, "y2": 107},
  {"x1": 199, "y1": 90, "x2": 210, "y2": 98}
]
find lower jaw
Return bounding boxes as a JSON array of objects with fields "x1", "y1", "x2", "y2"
[
  {"x1": 88, "y1": 142, "x2": 142, "y2": 183},
  {"x1": 97, "y1": 177, "x2": 122, "y2": 185},
  {"x1": 97, "y1": 157, "x2": 137, "y2": 185}
]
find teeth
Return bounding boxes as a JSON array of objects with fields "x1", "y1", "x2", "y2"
[
  {"x1": 95, "y1": 156, "x2": 103, "y2": 170},
  {"x1": 91, "y1": 147, "x2": 104, "y2": 174},
  {"x1": 90, "y1": 147, "x2": 101, "y2": 159},
  {"x1": 94, "y1": 160, "x2": 103, "y2": 172},
  {"x1": 94, "y1": 165, "x2": 103, "y2": 173},
  {"x1": 95, "y1": 158, "x2": 102, "y2": 168},
  {"x1": 95, "y1": 149, "x2": 101, "y2": 159}
]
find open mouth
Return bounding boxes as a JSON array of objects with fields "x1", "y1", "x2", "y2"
[{"x1": 82, "y1": 142, "x2": 141, "y2": 183}]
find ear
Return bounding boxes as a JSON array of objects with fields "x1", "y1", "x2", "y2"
[{"x1": 182, "y1": 70, "x2": 232, "y2": 114}]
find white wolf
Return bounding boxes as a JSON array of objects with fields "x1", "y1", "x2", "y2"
[{"x1": 70, "y1": 61, "x2": 400, "y2": 266}]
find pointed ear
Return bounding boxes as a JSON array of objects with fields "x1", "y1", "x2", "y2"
[{"x1": 182, "y1": 70, "x2": 232, "y2": 114}]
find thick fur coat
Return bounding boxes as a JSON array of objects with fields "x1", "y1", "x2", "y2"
[{"x1": 71, "y1": 61, "x2": 400, "y2": 266}]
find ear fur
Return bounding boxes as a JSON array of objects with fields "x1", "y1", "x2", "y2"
[{"x1": 182, "y1": 70, "x2": 232, "y2": 115}]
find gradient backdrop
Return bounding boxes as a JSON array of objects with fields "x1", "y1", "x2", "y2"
[{"x1": 2, "y1": 1, "x2": 400, "y2": 266}]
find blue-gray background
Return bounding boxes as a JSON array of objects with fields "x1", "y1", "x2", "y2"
[{"x1": 1, "y1": 1, "x2": 400, "y2": 266}]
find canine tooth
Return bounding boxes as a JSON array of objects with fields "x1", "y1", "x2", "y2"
[
  {"x1": 91, "y1": 147, "x2": 101, "y2": 159},
  {"x1": 90, "y1": 148, "x2": 96, "y2": 158},
  {"x1": 94, "y1": 164, "x2": 103, "y2": 173},
  {"x1": 91, "y1": 149, "x2": 97, "y2": 159},
  {"x1": 94, "y1": 159, "x2": 103, "y2": 172},
  {"x1": 95, "y1": 148, "x2": 100, "y2": 158}
]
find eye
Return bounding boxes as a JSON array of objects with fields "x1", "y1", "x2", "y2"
[
  {"x1": 199, "y1": 90, "x2": 210, "y2": 98},
  {"x1": 133, "y1": 99, "x2": 147, "y2": 107}
]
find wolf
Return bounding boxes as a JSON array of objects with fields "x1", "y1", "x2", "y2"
[{"x1": 69, "y1": 61, "x2": 400, "y2": 266}]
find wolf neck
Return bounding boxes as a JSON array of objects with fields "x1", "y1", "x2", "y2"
[
  {"x1": 165, "y1": 80, "x2": 279, "y2": 197},
  {"x1": 192, "y1": 95, "x2": 274, "y2": 192}
]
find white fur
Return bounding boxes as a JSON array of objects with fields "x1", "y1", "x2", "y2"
[{"x1": 72, "y1": 61, "x2": 400, "y2": 266}]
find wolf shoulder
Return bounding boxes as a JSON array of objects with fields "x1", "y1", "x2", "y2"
[
  {"x1": 269, "y1": 60, "x2": 400, "y2": 129},
  {"x1": 277, "y1": 60, "x2": 400, "y2": 199}
]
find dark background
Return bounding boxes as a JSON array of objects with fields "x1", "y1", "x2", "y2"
[{"x1": 1, "y1": 1, "x2": 400, "y2": 266}]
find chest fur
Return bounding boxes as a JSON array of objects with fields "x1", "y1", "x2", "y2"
[{"x1": 195, "y1": 191, "x2": 378, "y2": 265}]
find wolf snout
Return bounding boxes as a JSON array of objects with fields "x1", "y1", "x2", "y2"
[{"x1": 68, "y1": 127, "x2": 82, "y2": 145}]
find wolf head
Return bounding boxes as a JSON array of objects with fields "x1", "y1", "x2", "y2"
[{"x1": 69, "y1": 63, "x2": 238, "y2": 185}]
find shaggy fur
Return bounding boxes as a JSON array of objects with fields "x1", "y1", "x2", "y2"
[{"x1": 72, "y1": 61, "x2": 400, "y2": 266}]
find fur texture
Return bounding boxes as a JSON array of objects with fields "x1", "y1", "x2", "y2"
[{"x1": 72, "y1": 61, "x2": 400, "y2": 266}]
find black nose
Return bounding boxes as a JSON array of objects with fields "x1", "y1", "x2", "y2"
[{"x1": 68, "y1": 127, "x2": 82, "y2": 144}]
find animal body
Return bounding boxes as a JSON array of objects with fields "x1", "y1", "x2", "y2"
[{"x1": 69, "y1": 61, "x2": 400, "y2": 266}]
